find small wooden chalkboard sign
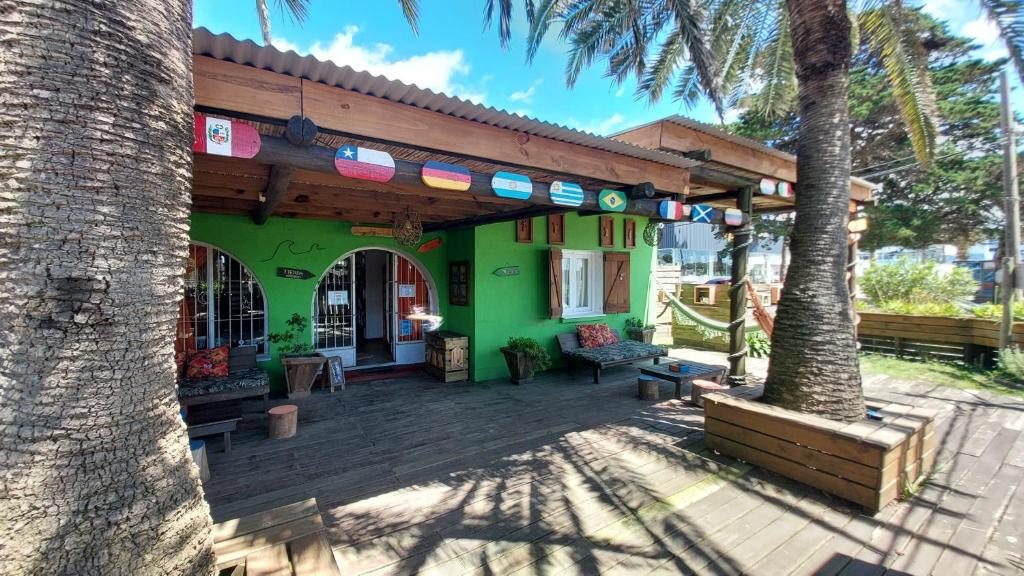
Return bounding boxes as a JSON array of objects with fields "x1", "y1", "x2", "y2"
[
  {"x1": 277, "y1": 267, "x2": 314, "y2": 280},
  {"x1": 325, "y1": 356, "x2": 345, "y2": 392}
]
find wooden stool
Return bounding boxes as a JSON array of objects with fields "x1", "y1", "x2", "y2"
[
  {"x1": 691, "y1": 379, "x2": 726, "y2": 408},
  {"x1": 637, "y1": 375, "x2": 660, "y2": 400},
  {"x1": 267, "y1": 405, "x2": 298, "y2": 439}
]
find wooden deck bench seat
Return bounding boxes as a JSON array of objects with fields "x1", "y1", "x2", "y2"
[
  {"x1": 557, "y1": 330, "x2": 668, "y2": 384},
  {"x1": 187, "y1": 417, "x2": 242, "y2": 453},
  {"x1": 177, "y1": 368, "x2": 270, "y2": 408}
]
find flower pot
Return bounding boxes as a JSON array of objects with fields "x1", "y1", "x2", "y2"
[
  {"x1": 281, "y1": 355, "x2": 323, "y2": 399},
  {"x1": 500, "y1": 347, "x2": 539, "y2": 385},
  {"x1": 627, "y1": 328, "x2": 656, "y2": 344}
]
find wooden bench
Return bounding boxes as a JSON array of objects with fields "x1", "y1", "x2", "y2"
[
  {"x1": 213, "y1": 497, "x2": 340, "y2": 575},
  {"x1": 557, "y1": 329, "x2": 668, "y2": 384},
  {"x1": 178, "y1": 346, "x2": 270, "y2": 411},
  {"x1": 187, "y1": 417, "x2": 242, "y2": 453}
]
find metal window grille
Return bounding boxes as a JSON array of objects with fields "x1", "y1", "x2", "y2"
[{"x1": 314, "y1": 256, "x2": 354, "y2": 350}]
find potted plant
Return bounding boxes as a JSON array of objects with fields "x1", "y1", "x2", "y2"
[
  {"x1": 500, "y1": 336, "x2": 551, "y2": 384},
  {"x1": 268, "y1": 313, "x2": 321, "y2": 399},
  {"x1": 625, "y1": 317, "x2": 656, "y2": 344}
]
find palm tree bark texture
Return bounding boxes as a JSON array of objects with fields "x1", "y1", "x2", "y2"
[
  {"x1": 763, "y1": 0, "x2": 866, "y2": 422},
  {"x1": 0, "y1": 1, "x2": 214, "y2": 573}
]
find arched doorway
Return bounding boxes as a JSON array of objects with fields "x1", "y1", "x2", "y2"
[{"x1": 312, "y1": 248, "x2": 437, "y2": 368}]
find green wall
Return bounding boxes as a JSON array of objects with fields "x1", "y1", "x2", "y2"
[
  {"x1": 469, "y1": 213, "x2": 654, "y2": 381},
  {"x1": 189, "y1": 213, "x2": 448, "y2": 390}
]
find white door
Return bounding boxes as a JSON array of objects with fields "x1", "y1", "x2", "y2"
[
  {"x1": 313, "y1": 255, "x2": 357, "y2": 366},
  {"x1": 392, "y1": 252, "x2": 429, "y2": 365}
]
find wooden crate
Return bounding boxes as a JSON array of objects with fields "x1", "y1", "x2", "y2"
[
  {"x1": 426, "y1": 330, "x2": 469, "y2": 382},
  {"x1": 704, "y1": 392, "x2": 937, "y2": 513}
]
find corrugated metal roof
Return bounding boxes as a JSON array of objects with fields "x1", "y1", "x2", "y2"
[{"x1": 192, "y1": 28, "x2": 699, "y2": 171}]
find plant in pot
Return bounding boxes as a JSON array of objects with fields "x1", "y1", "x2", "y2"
[
  {"x1": 625, "y1": 317, "x2": 656, "y2": 344},
  {"x1": 268, "y1": 313, "x2": 321, "y2": 399},
  {"x1": 500, "y1": 336, "x2": 551, "y2": 384}
]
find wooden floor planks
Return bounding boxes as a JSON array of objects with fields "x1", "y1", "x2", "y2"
[{"x1": 199, "y1": 356, "x2": 1024, "y2": 575}]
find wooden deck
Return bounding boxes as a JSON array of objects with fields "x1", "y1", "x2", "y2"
[{"x1": 201, "y1": 354, "x2": 1024, "y2": 575}]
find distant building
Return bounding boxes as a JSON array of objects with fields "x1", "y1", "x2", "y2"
[{"x1": 657, "y1": 222, "x2": 784, "y2": 285}]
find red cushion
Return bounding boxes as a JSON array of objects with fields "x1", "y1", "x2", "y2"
[
  {"x1": 577, "y1": 323, "x2": 618, "y2": 349},
  {"x1": 186, "y1": 346, "x2": 230, "y2": 379}
]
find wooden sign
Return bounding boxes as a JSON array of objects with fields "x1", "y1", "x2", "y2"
[
  {"x1": 493, "y1": 266, "x2": 520, "y2": 277},
  {"x1": 599, "y1": 216, "x2": 615, "y2": 247},
  {"x1": 659, "y1": 200, "x2": 688, "y2": 220},
  {"x1": 548, "y1": 213, "x2": 565, "y2": 245},
  {"x1": 421, "y1": 160, "x2": 471, "y2": 191},
  {"x1": 516, "y1": 218, "x2": 533, "y2": 243},
  {"x1": 351, "y1": 226, "x2": 393, "y2": 237},
  {"x1": 326, "y1": 356, "x2": 346, "y2": 391},
  {"x1": 492, "y1": 171, "x2": 533, "y2": 200},
  {"x1": 277, "y1": 267, "x2": 314, "y2": 280},
  {"x1": 848, "y1": 217, "x2": 869, "y2": 233},
  {"x1": 335, "y1": 145, "x2": 396, "y2": 182},
  {"x1": 418, "y1": 237, "x2": 443, "y2": 253},
  {"x1": 624, "y1": 219, "x2": 636, "y2": 249},
  {"x1": 598, "y1": 189, "x2": 627, "y2": 212},
  {"x1": 549, "y1": 181, "x2": 584, "y2": 207},
  {"x1": 193, "y1": 113, "x2": 261, "y2": 158},
  {"x1": 724, "y1": 208, "x2": 743, "y2": 226}
]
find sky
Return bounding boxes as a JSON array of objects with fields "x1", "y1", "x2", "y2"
[{"x1": 192, "y1": 0, "x2": 1019, "y2": 137}]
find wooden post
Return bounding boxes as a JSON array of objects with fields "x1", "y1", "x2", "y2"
[
  {"x1": 848, "y1": 235, "x2": 859, "y2": 332},
  {"x1": 728, "y1": 187, "x2": 754, "y2": 386}
]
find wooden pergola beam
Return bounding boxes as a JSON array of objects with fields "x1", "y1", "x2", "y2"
[
  {"x1": 252, "y1": 165, "x2": 295, "y2": 225},
  {"x1": 424, "y1": 205, "x2": 571, "y2": 232}
]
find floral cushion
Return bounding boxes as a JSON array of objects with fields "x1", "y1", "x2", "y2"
[
  {"x1": 186, "y1": 346, "x2": 229, "y2": 379},
  {"x1": 577, "y1": 323, "x2": 618, "y2": 348},
  {"x1": 177, "y1": 368, "x2": 270, "y2": 399},
  {"x1": 567, "y1": 341, "x2": 667, "y2": 364}
]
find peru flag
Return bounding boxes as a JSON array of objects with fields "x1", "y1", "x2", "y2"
[
  {"x1": 334, "y1": 145, "x2": 396, "y2": 182},
  {"x1": 192, "y1": 113, "x2": 261, "y2": 158}
]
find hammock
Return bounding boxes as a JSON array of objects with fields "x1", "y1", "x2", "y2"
[
  {"x1": 653, "y1": 275, "x2": 765, "y2": 342},
  {"x1": 746, "y1": 281, "x2": 775, "y2": 338}
]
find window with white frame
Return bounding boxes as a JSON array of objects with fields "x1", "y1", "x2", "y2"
[{"x1": 561, "y1": 250, "x2": 604, "y2": 318}]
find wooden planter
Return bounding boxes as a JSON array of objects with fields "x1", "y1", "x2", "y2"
[
  {"x1": 500, "y1": 348, "x2": 539, "y2": 385},
  {"x1": 426, "y1": 330, "x2": 469, "y2": 382},
  {"x1": 704, "y1": 392, "x2": 937, "y2": 513},
  {"x1": 626, "y1": 328, "x2": 656, "y2": 344},
  {"x1": 281, "y1": 356, "x2": 324, "y2": 399}
]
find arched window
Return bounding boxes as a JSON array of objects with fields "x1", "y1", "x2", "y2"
[{"x1": 176, "y1": 243, "x2": 267, "y2": 357}]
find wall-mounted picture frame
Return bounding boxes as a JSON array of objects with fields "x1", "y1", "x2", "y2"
[
  {"x1": 516, "y1": 218, "x2": 533, "y2": 243},
  {"x1": 624, "y1": 218, "x2": 636, "y2": 249},
  {"x1": 599, "y1": 216, "x2": 615, "y2": 248},
  {"x1": 449, "y1": 260, "x2": 470, "y2": 306},
  {"x1": 548, "y1": 213, "x2": 565, "y2": 245}
]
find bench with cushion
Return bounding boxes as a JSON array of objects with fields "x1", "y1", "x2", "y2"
[
  {"x1": 177, "y1": 345, "x2": 269, "y2": 410},
  {"x1": 557, "y1": 329, "x2": 668, "y2": 384}
]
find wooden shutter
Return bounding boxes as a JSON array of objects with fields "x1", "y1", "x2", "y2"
[
  {"x1": 549, "y1": 248, "x2": 563, "y2": 319},
  {"x1": 603, "y1": 252, "x2": 630, "y2": 314}
]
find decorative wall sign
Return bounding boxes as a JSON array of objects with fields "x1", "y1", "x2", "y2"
[
  {"x1": 599, "y1": 216, "x2": 615, "y2": 247},
  {"x1": 277, "y1": 267, "x2": 314, "y2": 280},
  {"x1": 393, "y1": 208, "x2": 423, "y2": 247},
  {"x1": 777, "y1": 181, "x2": 794, "y2": 197},
  {"x1": 449, "y1": 260, "x2": 470, "y2": 306},
  {"x1": 642, "y1": 221, "x2": 663, "y2": 247},
  {"x1": 327, "y1": 290, "x2": 349, "y2": 306},
  {"x1": 193, "y1": 113, "x2": 261, "y2": 158},
  {"x1": 491, "y1": 171, "x2": 533, "y2": 200},
  {"x1": 547, "y1": 213, "x2": 564, "y2": 245},
  {"x1": 417, "y1": 237, "x2": 443, "y2": 253},
  {"x1": 326, "y1": 356, "x2": 346, "y2": 390},
  {"x1": 848, "y1": 217, "x2": 869, "y2": 233},
  {"x1": 351, "y1": 226, "x2": 393, "y2": 237},
  {"x1": 724, "y1": 208, "x2": 743, "y2": 226},
  {"x1": 421, "y1": 160, "x2": 471, "y2": 191},
  {"x1": 516, "y1": 218, "x2": 533, "y2": 243},
  {"x1": 400, "y1": 319, "x2": 413, "y2": 337},
  {"x1": 259, "y1": 239, "x2": 325, "y2": 262},
  {"x1": 759, "y1": 178, "x2": 777, "y2": 195},
  {"x1": 549, "y1": 181, "x2": 584, "y2": 207},
  {"x1": 598, "y1": 189, "x2": 627, "y2": 212},
  {"x1": 398, "y1": 284, "x2": 417, "y2": 298},
  {"x1": 659, "y1": 200, "x2": 688, "y2": 220},
  {"x1": 691, "y1": 205, "x2": 714, "y2": 224},
  {"x1": 334, "y1": 145, "x2": 396, "y2": 182},
  {"x1": 493, "y1": 266, "x2": 521, "y2": 277},
  {"x1": 624, "y1": 218, "x2": 636, "y2": 249}
]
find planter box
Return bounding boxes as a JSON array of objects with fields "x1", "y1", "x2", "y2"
[
  {"x1": 704, "y1": 392, "x2": 937, "y2": 512},
  {"x1": 281, "y1": 356, "x2": 325, "y2": 399},
  {"x1": 626, "y1": 328, "x2": 656, "y2": 344},
  {"x1": 858, "y1": 311, "x2": 1024, "y2": 353},
  {"x1": 500, "y1": 347, "x2": 538, "y2": 385}
]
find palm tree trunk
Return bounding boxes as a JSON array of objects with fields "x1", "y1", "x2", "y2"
[
  {"x1": 0, "y1": 1, "x2": 214, "y2": 573},
  {"x1": 763, "y1": 0, "x2": 866, "y2": 422}
]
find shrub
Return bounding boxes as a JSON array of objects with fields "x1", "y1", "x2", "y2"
[
  {"x1": 747, "y1": 331, "x2": 771, "y2": 358},
  {"x1": 998, "y1": 347, "x2": 1024, "y2": 382},
  {"x1": 506, "y1": 336, "x2": 552, "y2": 370},
  {"x1": 861, "y1": 259, "x2": 976, "y2": 305},
  {"x1": 625, "y1": 317, "x2": 655, "y2": 330},
  {"x1": 872, "y1": 300, "x2": 962, "y2": 317},
  {"x1": 972, "y1": 302, "x2": 1024, "y2": 321},
  {"x1": 268, "y1": 313, "x2": 314, "y2": 355}
]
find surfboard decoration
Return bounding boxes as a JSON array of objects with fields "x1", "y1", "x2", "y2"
[
  {"x1": 335, "y1": 145, "x2": 396, "y2": 182},
  {"x1": 759, "y1": 178, "x2": 777, "y2": 195},
  {"x1": 691, "y1": 204, "x2": 714, "y2": 224},
  {"x1": 549, "y1": 181, "x2": 584, "y2": 207},
  {"x1": 193, "y1": 113, "x2": 261, "y2": 159},
  {"x1": 417, "y1": 237, "x2": 443, "y2": 253},
  {"x1": 724, "y1": 208, "x2": 743, "y2": 226},
  {"x1": 491, "y1": 171, "x2": 533, "y2": 200},
  {"x1": 598, "y1": 189, "x2": 628, "y2": 212},
  {"x1": 777, "y1": 181, "x2": 794, "y2": 197},
  {"x1": 659, "y1": 200, "x2": 688, "y2": 220},
  {"x1": 421, "y1": 160, "x2": 471, "y2": 191}
]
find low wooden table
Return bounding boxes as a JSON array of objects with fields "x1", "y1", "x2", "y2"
[
  {"x1": 639, "y1": 360, "x2": 727, "y2": 400},
  {"x1": 187, "y1": 417, "x2": 242, "y2": 452}
]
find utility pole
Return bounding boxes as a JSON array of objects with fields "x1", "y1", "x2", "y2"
[{"x1": 999, "y1": 70, "x2": 1020, "y2": 349}]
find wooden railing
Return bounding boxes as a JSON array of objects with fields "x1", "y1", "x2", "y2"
[{"x1": 858, "y1": 312, "x2": 1024, "y2": 362}]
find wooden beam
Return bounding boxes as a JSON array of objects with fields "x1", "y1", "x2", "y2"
[
  {"x1": 194, "y1": 56, "x2": 301, "y2": 119},
  {"x1": 252, "y1": 165, "x2": 295, "y2": 225},
  {"x1": 658, "y1": 121, "x2": 797, "y2": 182},
  {"x1": 425, "y1": 205, "x2": 571, "y2": 232}
]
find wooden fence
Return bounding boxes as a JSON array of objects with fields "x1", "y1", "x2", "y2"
[{"x1": 858, "y1": 312, "x2": 1024, "y2": 363}]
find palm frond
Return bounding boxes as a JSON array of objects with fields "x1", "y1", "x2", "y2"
[
  {"x1": 397, "y1": 0, "x2": 421, "y2": 36},
  {"x1": 665, "y1": 0, "x2": 722, "y2": 115},
  {"x1": 637, "y1": 28, "x2": 687, "y2": 102},
  {"x1": 978, "y1": 0, "x2": 1024, "y2": 84},
  {"x1": 860, "y1": 5, "x2": 939, "y2": 165},
  {"x1": 484, "y1": 0, "x2": 526, "y2": 48},
  {"x1": 525, "y1": 0, "x2": 563, "y2": 62},
  {"x1": 277, "y1": 0, "x2": 310, "y2": 22},
  {"x1": 749, "y1": 10, "x2": 796, "y2": 118}
]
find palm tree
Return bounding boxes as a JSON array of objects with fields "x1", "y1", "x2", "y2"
[
  {"x1": 397, "y1": 0, "x2": 1024, "y2": 421},
  {"x1": 0, "y1": 1, "x2": 215, "y2": 574}
]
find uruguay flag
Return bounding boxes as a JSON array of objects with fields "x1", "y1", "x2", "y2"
[{"x1": 335, "y1": 145, "x2": 396, "y2": 183}]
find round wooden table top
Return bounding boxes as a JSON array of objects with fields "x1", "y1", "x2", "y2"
[{"x1": 268, "y1": 405, "x2": 298, "y2": 415}]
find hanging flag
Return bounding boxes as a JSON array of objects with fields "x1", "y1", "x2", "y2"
[
  {"x1": 598, "y1": 189, "x2": 628, "y2": 212},
  {"x1": 334, "y1": 145, "x2": 396, "y2": 182},
  {"x1": 192, "y1": 113, "x2": 261, "y2": 158},
  {"x1": 759, "y1": 178, "x2": 777, "y2": 195},
  {"x1": 491, "y1": 171, "x2": 533, "y2": 200},
  {"x1": 659, "y1": 200, "x2": 686, "y2": 220},
  {"x1": 724, "y1": 208, "x2": 743, "y2": 226},
  {"x1": 691, "y1": 205, "x2": 714, "y2": 224},
  {"x1": 777, "y1": 181, "x2": 794, "y2": 197},
  {"x1": 421, "y1": 160, "x2": 472, "y2": 191},
  {"x1": 549, "y1": 181, "x2": 584, "y2": 206}
]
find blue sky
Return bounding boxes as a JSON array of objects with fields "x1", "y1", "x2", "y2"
[{"x1": 193, "y1": 1, "x2": 1018, "y2": 136}]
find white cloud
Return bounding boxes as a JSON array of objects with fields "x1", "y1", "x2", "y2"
[
  {"x1": 568, "y1": 113, "x2": 627, "y2": 135},
  {"x1": 962, "y1": 16, "x2": 1007, "y2": 61},
  {"x1": 274, "y1": 26, "x2": 487, "y2": 104},
  {"x1": 615, "y1": 86, "x2": 626, "y2": 98},
  {"x1": 510, "y1": 78, "x2": 543, "y2": 103}
]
